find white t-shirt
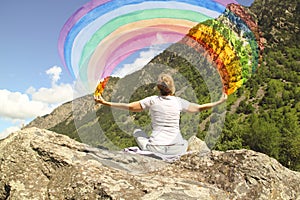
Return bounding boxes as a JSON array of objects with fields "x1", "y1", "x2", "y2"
[{"x1": 139, "y1": 95, "x2": 191, "y2": 145}]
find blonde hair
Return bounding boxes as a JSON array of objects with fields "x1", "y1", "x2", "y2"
[{"x1": 157, "y1": 73, "x2": 175, "y2": 95}]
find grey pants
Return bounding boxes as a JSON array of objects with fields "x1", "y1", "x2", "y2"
[{"x1": 133, "y1": 129, "x2": 188, "y2": 155}]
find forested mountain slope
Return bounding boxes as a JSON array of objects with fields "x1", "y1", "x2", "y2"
[{"x1": 26, "y1": 0, "x2": 300, "y2": 171}]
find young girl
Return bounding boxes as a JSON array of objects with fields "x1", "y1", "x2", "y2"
[{"x1": 94, "y1": 73, "x2": 227, "y2": 156}]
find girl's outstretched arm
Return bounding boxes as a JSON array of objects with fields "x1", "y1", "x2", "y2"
[
  {"x1": 186, "y1": 93, "x2": 227, "y2": 113},
  {"x1": 94, "y1": 95, "x2": 143, "y2": 112}
]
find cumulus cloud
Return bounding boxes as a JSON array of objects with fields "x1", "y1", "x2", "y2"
[
  {"x1": 0, "y1": 66, "x2": 74, "y2": 139},
  {"x1": 0, "y1": 124, "x2": 23, "y2": 140},
  {"x1": 112, "y1": 33, "x2": 169, "y2": 78},
  {"x1": 26, "y1": 83, "x2": 73, "y2": 104},
  {"x1": 46, "y1": 65, "x2": 62, "y2": 85},
  {"x1": 112, "y1": 48, "x2": 162, "y2": 78},
  {"x1": 0, "y1": 89, "x2": 53, "y2": 120},
  {"x1": 27, "y1": 66, "x2": 73, "y2": 104}
]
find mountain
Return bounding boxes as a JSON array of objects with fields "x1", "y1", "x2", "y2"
[
  {"x1": 1, "y1": 128, "x2": 299, "y2": 199},
  {"x1": 1, "y1": 2, "x2": 300, "y2": 198},
  {"x1": 25, "y1": 0, "x2": 300, "y2": 172}
]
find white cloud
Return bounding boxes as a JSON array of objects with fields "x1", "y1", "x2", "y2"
[
  {"x1": 0, "y1": 66, "x2": 74, "y2": 139},
  {"x1": 46, "y1": 65, "x2": 62, "y2": 85},
  {"x1": 112, "y1": 48, "x2": 161, "y2": 78},
  {"x1": 0, "y1": 89, "x2": 53, "y2": 120},
  {"x1": 112, "y1": 33, "x2": 169, "y2": 78},
  {"x1": 0, "y1": 125, "x2": 22, "y2": 140},
  {"x1": 27, "y1": 66, "x2": 74, "y2": 104},
  {"x1": 26, "y1": 83, "x2": 73, "y2": 104}
]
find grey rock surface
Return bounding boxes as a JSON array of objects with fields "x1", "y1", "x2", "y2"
[{"x1": 0, "y1": 128, "x2": 299, "y2": 200}]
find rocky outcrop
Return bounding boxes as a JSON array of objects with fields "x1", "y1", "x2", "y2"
[
  {"x1": 25, "y1": 101, "x2": 73, "y2": 130},
  {"x1": 227, "y1": 4, "x2": 265, "y2": 60},
  {"x1": 25, "y1": 95, "x2": 96, "y2": 131},
  {"x1": 1, "y1": 128, "x2": 299, "y2": 200}
]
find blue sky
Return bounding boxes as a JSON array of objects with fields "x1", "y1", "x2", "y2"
[
  {"x1": 0, "y1": 0, "x2": 256, "y2": 139},
  {"x1": 0, "y1": 0, "x2": 163, "y2": 139},
  {"x1": 0, "y1": 0, "x2": 90, "y2": 138}
]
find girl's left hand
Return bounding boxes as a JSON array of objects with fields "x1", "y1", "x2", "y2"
[
  {"x1": 222, "y1": 92, "x2": 228, "y2": 101},
  {"x1": 94, "y1": 95, "x2": 106, "y2": 104}
]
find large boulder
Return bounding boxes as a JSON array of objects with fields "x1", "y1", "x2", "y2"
[{"x1": 0, "y1": 128, "x2": 299, "y2": 200}]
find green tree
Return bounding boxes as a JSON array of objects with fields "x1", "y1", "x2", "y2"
[{"x1": 243, "y1": 115, "x2": 281, "y2": 159}]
